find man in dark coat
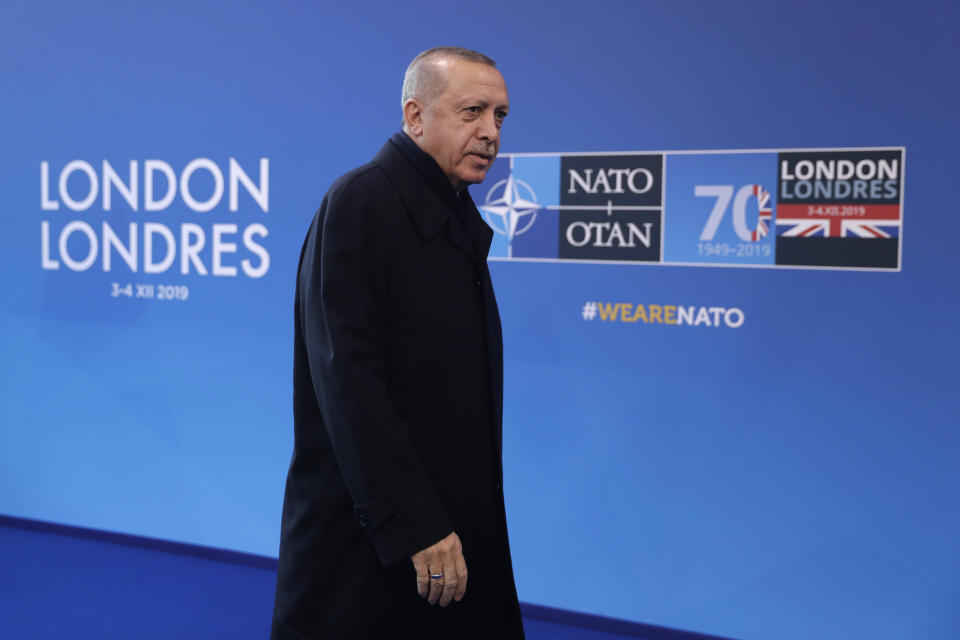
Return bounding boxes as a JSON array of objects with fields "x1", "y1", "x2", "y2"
[{"x1": 271, "y1": 47, "x2": 525, "y2": 639}]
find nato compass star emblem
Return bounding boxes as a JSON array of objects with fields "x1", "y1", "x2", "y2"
[{"x1": 480, "y1": 173, "x2": 541, "y2": 257}]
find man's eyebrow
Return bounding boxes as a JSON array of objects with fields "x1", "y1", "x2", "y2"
[
  {"x1": 455, "y1": 97, "x2": 510, "y2": 111},
  {"x1": 455, "y1": 97, "x2": 489, "y2": 107}
]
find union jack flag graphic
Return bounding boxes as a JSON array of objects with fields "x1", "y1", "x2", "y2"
[
  {"x1": 842, "y1": 220, "x2": 900, "y2": 238},
  {"x1": 775, "y1": 204, "x2": 901, "y2": 238},
  {"x1": 751, "y1": 185, "x2": 772, "y2": 242}
]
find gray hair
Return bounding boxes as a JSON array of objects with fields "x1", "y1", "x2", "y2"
[{"x1": 401, "y1": 47, "x2": 496, "y2": 123}]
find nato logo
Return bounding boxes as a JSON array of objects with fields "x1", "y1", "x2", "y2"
[
  {"x1": 482, "y1": 174, "x2": 540, "y2": 248},
  {"x1": 476, "y1": 156, "x2": 559, "y2": 259}
]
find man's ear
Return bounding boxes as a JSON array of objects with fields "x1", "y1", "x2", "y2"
[{"x1": 403, "y1": 99, "x2": 425, "y2": 138}]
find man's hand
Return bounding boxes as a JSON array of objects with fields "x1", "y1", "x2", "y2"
[{"x1": 410, "y1": 531, "x2": 468, "y2": 607}]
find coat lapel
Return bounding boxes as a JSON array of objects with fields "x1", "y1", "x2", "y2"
[
  {"x1": 464, "y1": 192, "x2": 504, "y2": 451},
  {"x1": 372, "y1": 138, "x2": 476, "y2": 262},
  {"x1": 374, "y1": 137, "x2": 504, "y2": 449},
  {"x1": 445, "y1": 209, "x2": 476, "y2": 262},
  {"x1": 464, "y1": 193, "x2": 493, "y2": 260}
]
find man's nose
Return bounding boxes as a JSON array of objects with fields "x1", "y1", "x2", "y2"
[{"x1": 478, "y1": 112, "x2": 498, "y2": 141}]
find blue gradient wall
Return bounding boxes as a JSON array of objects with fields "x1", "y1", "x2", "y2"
[{"x1": 1, "y1": 1, "x2": 957, "y2": 638}]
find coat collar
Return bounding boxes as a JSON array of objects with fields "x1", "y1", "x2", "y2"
[{"x1": 373, "y1": 134, "x2": 493, "y2": 264}]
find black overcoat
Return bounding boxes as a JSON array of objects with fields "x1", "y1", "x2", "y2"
[{"x1": 272, "y1": 135, "x2": 525, "y2": 639}]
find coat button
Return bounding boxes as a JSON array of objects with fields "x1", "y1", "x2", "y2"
[{"x1": 357, "y1": 514, "x2": 369, "y2": 527}]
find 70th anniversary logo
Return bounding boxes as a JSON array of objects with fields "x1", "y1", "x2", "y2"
[{"x1": 472, "y1": 147, "x2": 904, "y2": 271}]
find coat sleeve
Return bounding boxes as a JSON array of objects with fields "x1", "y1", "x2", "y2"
[{"x1": 299, "y1": 176, "x2": 454, "y2": 566}]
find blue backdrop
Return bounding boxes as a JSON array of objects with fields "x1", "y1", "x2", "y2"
[{"x1": 2, "y1": 1, "x2": 958, "y2": 638}]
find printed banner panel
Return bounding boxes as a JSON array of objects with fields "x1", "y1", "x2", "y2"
[{"x1": 473, "y1": 147, "x2": 904, "y2": 271}]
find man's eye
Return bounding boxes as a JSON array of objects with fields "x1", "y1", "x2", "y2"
[
  {"x1": 496, "y1": 111, "x2": 507, "y2": 120},
  {"x1": 467, "y1": 106, "x2": 482, "y2": 114}
]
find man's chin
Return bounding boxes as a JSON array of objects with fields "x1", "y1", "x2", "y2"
[{"x1": 459, "y1": 167, "x2": 491, "y2": 187}]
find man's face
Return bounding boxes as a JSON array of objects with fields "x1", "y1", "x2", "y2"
[{"x1": 417, "y1": 60, "x2": 509, "y2": 190}]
